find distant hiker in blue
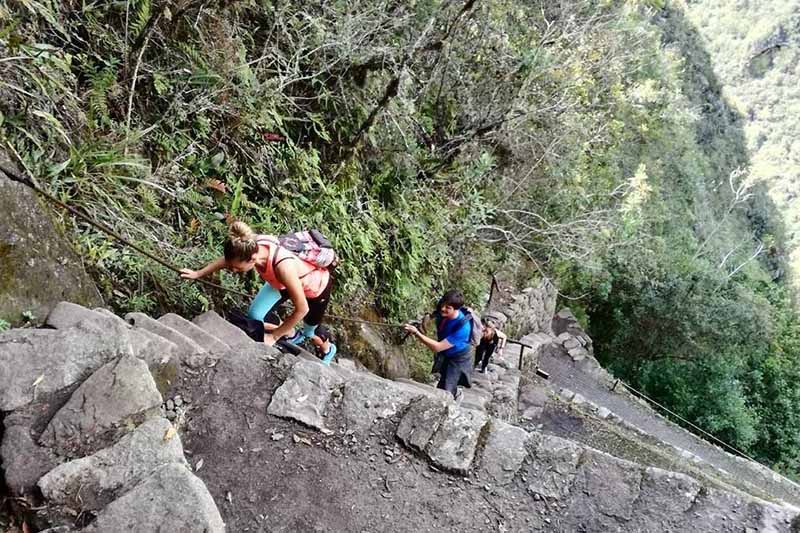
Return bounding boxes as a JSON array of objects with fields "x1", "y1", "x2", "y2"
[{"x1": 403, "y1": 290, "x2": 474, "y2": 400}]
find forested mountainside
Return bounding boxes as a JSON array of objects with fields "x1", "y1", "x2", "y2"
[
  {"x1": 682, "y1": 0, "x2": 800, "y2": 291},
  {"x1": 2, "y1": 0, "x2": 800, "y2": 476}
]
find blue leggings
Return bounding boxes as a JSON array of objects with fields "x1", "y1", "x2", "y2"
[{"x1": 247, "y1": 283, "x2": 317, "y2": 338}]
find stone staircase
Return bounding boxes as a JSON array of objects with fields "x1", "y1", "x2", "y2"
[
  {"x1": 513, "y1": 310, "x2": 800, "y2": 512},
  {"x1": 1, "y1": 302, "x2": 799, "y2": 532}
]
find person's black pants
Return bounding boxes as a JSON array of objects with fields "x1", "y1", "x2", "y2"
[
  {"x1": 265, "y1": 275, "x2": 333, "y2": 327},
  {"x1": 474, "y1": 343, "x2": 496, "y2": 371}
]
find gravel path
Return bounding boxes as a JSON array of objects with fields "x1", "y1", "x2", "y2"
[{"x1": 536, "y1": 348, "x2": 800, "y2": 506}]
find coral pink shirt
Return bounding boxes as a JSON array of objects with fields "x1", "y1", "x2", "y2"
[{"x1": 254, "y1": 235, "x2": 329, "y2": 298}]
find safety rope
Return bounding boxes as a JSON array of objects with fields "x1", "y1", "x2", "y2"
[
  {"x1": 536, "y1": 345, "x2": 771, "y2": 470},
  {"x1": 0, "y1": 162, "x2": 407, "y2": 329},
  {"x1": 613, "y1": 379, "x2": 763, "y2": 465},
  {"x1": 0, "y1": 162, "x2": 248, "y2": 297}
]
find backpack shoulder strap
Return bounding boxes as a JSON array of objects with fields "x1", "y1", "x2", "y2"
[
  {"x1": 440, "y1": 314, "x2": 468, "y2": 340},
  {"x1": 257, "y1": 235, "x2": 297, "y2": 272}
]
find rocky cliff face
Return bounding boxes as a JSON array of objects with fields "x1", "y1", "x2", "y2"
[
  {"x1": 498, "y1": 278, "x2": 558, "y2": 339},
  {"x1": 0, "y1": 155, "x2": 101, "y2": 325}
]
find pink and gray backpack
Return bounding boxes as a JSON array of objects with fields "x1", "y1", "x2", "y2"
[{"x1": 273, "y1": 229, "x2": 337, "y2": 269}]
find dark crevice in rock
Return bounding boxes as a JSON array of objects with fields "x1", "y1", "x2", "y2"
[{"x1": 683, "y1": 486, "x2": 708, "y2": 517}]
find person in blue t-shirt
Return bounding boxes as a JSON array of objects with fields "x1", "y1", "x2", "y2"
[{"x1": 403, "y1": 290, "x2": 473, "y2": 400}]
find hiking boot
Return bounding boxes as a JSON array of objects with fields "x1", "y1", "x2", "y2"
[{"x1": 287, "y1": 330, "x2": 306, "y2": 345}]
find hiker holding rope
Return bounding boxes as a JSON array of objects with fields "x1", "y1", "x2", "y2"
[
  {"x1": 403, "y1": 290, "x2": 481, "y2": 400},
  {"x1": 180, "y1": 222, "x2": 334, "y2": 349}
]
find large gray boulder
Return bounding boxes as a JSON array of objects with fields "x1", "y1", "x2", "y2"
[
  {"x1": 40, "y1": 355, "x2": 162, "y2": 454},
  {"x1": 342, "y1": 375, "x2": 422, "y2": 433},
  {"x1": 427, "y1": 406, "x2": 488, "y2": 474},
  {"x1": 38, "y1": 417, "x2": 186, "y2": 510},
  {"x1": 1, "y1": 423, "x2": 59, "y2": 495},
  {"x1": 46, "y1": 303, "x2": 180, "y2": 370},
  {"x1": 0, "y1": 309, "x2": 179, "y2": 411},
  {"x1": 396, "y1": 396, "x2": 449, "y2": 452},
  {"x1": 0, "y1": 323, "x2": 134, "y2": 411},
  {"x1": 478, "y1": 419, "x2": 529, "y2": 485},
  {"x1": 0, "y1": 160, "x2": 102, "y2": 325},
  {"x1": 81, "y1": 463, "x2": 224, "y2": 533},
  {"x1": 267, "y1": 358, "x2": 344, "y2": 430}
]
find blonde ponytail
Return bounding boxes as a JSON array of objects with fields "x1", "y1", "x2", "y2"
[{"x1": 224, "y1": 221, "x2": 258, "y2": 262}]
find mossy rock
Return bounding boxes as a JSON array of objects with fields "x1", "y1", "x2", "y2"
[{"x1": 0, "y1": 160, "x2": 102, "y2": 325}]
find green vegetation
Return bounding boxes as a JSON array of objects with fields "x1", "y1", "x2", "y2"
[
  {"x1": 1, "y1": 1, "x2": 799, "y2": 476},
  {"x1": 680, "y1": 0, "x2": 800, "y2": 292}
]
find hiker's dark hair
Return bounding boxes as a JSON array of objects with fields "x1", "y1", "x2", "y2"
[
  {"x1": 224, "y1": 221, "x2": 258, "y2": 263},
  {"x1": 438, "y1": 289, "x2": 464, "y2": 311},
  {"x1": 315, "y1": 325, "x2": 332, "y2": 342}
]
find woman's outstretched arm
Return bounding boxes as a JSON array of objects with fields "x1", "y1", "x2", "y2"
[{"x1": 180, "y1": 257, "x2": 227, "y2": 279}]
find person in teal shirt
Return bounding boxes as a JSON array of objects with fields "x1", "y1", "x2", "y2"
[{"x1": 310, "y1": 325, "x2": 337, "y2": 365}]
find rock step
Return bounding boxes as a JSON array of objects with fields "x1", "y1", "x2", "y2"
[
  {"x1": 265, "y1": 355, "x2": 799, "y2": 531},
  {"x1": 0, "y1": 303, "x2": 178, "y2": 412},
  {"x1": 537, "y1": 338, "x2": 800, "y2": 507},
  {"x1": 126, "y1": 312, "x2": 208, "y2": 356},
  {"x1": 461, "y1": 387, "x2": 492, "y2": 411},
  {"x1": 192, "y1": 310, "x2": 254, "y2": 348},
  {"x1": 394, "y1": 378, "x2": 452, "y2": 402},
  {"x1": 158, "y1": 313, "x2": 229, "y2": 353},
  {"x1": 91, "y1": 307, "x2": 126, "y2": 323}
]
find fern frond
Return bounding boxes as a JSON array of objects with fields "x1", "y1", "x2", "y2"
[
  {"x1": 88, "y1": 65, "x2": 117, "y2": 129},
  {"x1": 178, "y1": 42, "x2": 207, "y2": 70},
  {"x1": 130, "y1": 0, "x2": 151, "y2": 38}
]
